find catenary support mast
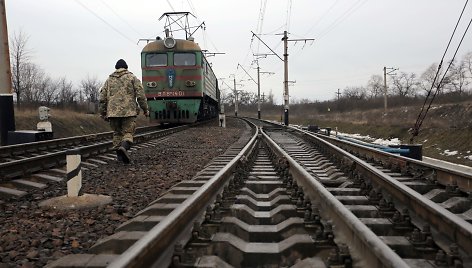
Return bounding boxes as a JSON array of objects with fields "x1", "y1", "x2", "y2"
[{"x1": 0, "y1": 0, "x2": 15, "y2": 145}]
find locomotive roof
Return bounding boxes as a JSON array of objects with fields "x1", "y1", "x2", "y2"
[{"x1": 142, "y1": 39, "x2": 202, "y2": 52}]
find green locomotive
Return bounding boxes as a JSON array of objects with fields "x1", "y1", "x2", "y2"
[{"x1": 141, "y1": 34, "x2": 219, "y2": 124}]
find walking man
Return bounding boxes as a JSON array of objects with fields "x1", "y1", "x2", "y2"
[{"x1": 99, "y1": 59, "x2": 149, "y2": 164}]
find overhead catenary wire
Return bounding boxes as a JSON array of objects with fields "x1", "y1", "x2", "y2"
[
  {"x1": 316, "y1": 0, "x2": 369, "y2": 40},
  {"x1": 184, "y1": 0, "x2": 220, "y2": 54},
  {"x1": 410, "y1": 0, "x2": 471, "y2": 142},
  {"x1": 166, "y1": 0, "x2": 176, "y2": 12},
  {"x1": 98, "y1": 0, "x2": 143, "y2": 37},
  {"x1": 285, "y1": 0, "x2": 293, "y2": 31},
  {"x1": 74, "y1": 0, "x2": 136, "y2": 45},
  {"x1": 303, "y1": 0, "x2": 341, "y2": 36},
  {"x1": 256, "y1": 0, "x2": 268, "y2": 34}
]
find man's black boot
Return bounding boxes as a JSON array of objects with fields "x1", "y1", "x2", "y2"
[
  {"x1": 116, "y1": 149, "x2": 123, "y2": 162},
  {"x1": 117, "y1": 141, "x2": 131, "y2": 164},
  {"x1": 123, "y1": 141, "x2": 131, "y2": 150}
]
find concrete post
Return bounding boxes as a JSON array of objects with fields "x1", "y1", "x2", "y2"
[
  {"x1": 219, "y1": 104, "x2": 226, "y2": 128},
  {"x1": 283, "y1": 30, "x2": 289, "y2": 126},
  {"x1": 66, "y1": 149, "x2": 82, "y2": 197}
]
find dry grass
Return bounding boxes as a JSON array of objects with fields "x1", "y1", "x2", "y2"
[
  {"x1": 287, "y1": 102, "x2": 472, "y2": 167},
  {"x1": 14, "y1": 108, "x2": 152, "y2": 138}
]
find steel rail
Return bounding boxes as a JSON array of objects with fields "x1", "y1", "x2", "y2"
[
  {"x1": 304, "y1": 128, "x2": 472, "y2": 192},
  {"x1": 261, "y1": 128, "x2": 410, "y2": 268},
  {"x1": 0, "y1": 125, "x2": 160, "y2": 160},
  {"x1": 108, "y1": 122, "x2": 260, "y2": 268},
  {"x1": 288, "y1": 127, "x2": 472, "y2": 257},
  {"x1": 0, "y1": 125, "x2": 187, "y2": 180}
]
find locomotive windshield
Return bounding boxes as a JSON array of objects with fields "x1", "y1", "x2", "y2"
[
  {"x1": 146, "y1": 53, "x2": 167, "y2": 67},
  {"x1": 174, "y1": 53, "x2": 196, "y2": 66}
]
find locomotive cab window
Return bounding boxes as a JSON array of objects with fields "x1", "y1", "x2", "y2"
[
  {"x1": 174, "y1": 53, "x2": 196, "y2": 66},
  {"x1": 146, "y1": 53, "x2": 167, "y2": 67}
]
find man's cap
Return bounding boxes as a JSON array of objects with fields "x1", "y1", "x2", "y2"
[{"x1": 115, "y1": 59, "x2": 128, "y2": 69}]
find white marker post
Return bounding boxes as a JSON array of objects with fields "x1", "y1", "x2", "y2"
[
  {"x1": 66, "y1": 149, "x2": 82, "y2": 197},
  {"x1": 39, "y1": 148, "x2": 113, "y2": 210},
  {"x1": 219, "y1": 104, "x2": 226, "y2": 128}
]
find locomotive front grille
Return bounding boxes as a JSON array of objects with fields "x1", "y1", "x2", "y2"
[{"x1": 155, "y1": 109, "x2": 190, "y2": 120}]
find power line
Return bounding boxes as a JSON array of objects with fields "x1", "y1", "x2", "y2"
[
  {"x1": 317, "y1": 0, "x2": 369, "y2": 40},
  {"x1": 260, "y1": 24, "x2": 285, "y2": 35},
  {"x1": 74, "y1": 0, "x2": 136, "y2": 44},
  {"x1": 285, "y1": 0, "x2": 293, "y2": 31},
  {"x1": 98, "y1": 0, "x2": 143, "y2": 37},
  {"x1": 256, "y1": 0, "x2": 268, "y2": 34},
  {"x1": 303, "y1": 0, "x2": 341, "y2": 36},
  {"x1": 166, "y1": 0, "x2": 176, "y2": 12},
  {"x1": 410, "y1": 0, "x2": 471, "y2": 142},
  {"x1": 290, "y1": 0, "x2": 368, "y2": 62},
  {"x1": 186, "y1": 0, "x2": 197, "y2": 15}
]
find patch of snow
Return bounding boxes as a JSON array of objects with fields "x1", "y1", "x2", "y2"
[
  {"x1": 423, "y1": 139, "x2": 428, "y2": 143},
  {"x1": 443, "y1": 150, "x2": 458, "y2": 156},
  {"x1": 337, "y1": 132, "x2": 375, "y2": 142},
  {"x1": 372, "y1": 138, "x2": 401, "y2": 146}
]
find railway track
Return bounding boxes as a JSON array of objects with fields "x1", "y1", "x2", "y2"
[
  {"x1": 0, "y1": 125, "x2": 159, "y2": 164},
  {"x1": 46, "y1": 120, "x2": 472, "y2": 267},
  {"x1": 0, "y1": 124, "x2": 189, "y2": 201}
]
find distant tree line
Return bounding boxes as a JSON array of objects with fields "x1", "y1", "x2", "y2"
[
  {"x1": 220, "y1": 88, "x2": 276, "y2": 106},
  {"x1": 10, "y1": 31, "x2": 102, "y2": 111},
  {"x1": 10, "y1": 30, "x2": 472, "y2": 114},
  {"x1": 287, "y1": 51, "x2": 472, "y2": 114}
]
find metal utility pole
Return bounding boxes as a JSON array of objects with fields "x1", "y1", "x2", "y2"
[
  {"x1": 282, "y1": 31, "x2": 289, "y2": 125},
  {"x1": 229, "y1": 74, "x2": 243, "y2": 117},
  {"x1": 383, "y1": 66, "x2": 398, "y2": 112},
  {"x1": 252, "y1": 30, "x2": 313, "y2": 125},
  {"x1": 237, "y1": 63, "x2": 257, "y2": 117},
  {"x1": 238, "y1": 62, "x2": 273, "y2": 119},
  {"x1": 281, "y1": 31, "x2": 314, "y2": 125},
  {"x1": 233, "y1": 77, "x2": 238, "y2": 117},
  {"x1": 257, "y1": 64, "x2": 261, "y2": 119},
  {"x1": 0, "y1": 0, "x2": 15, "y2": 145},
  {"x1": 336, "y1": 89, "x2": 341, "y2": 100},
  {"x1": 257, "y1": 68, "x2": 274, "y2": 119}
]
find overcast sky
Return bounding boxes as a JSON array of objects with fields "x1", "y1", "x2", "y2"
[{"x1": 6, "y1": 0, "x2": 472, "y2": 103}]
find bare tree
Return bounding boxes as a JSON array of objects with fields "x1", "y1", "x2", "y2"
[
  {"x1": 79, "y1": 75, "x2": 102, "y2": 103},
  {"x1": 419, "y1": 63, "x2": 455, "y2": 96},
  {"x1": 342, "y1": 86, "x2": 367, "y2": 100},
  {"x1": 219, "y1": 89, "x2": 233, "y2": 105},
  {"x1": 55, "y1": 77, "x2": 76, "y2": 107},
  {"x1": 10, "y1": 30, "x2": 32, "y2": 108},
  {"x1": 448, "y1": 59, "x2": 469, "y2": 94},
  {"x1": 266, "y1": 89, "x2": 275, "y2": 105},
  {"x1": 20, "y1": 62, "x2": 45, "y2": 105},
  {"x1": 367, "y1": 74, "x2": 384, "y2": 98},
  {"x1": 419, "y1": 64, "x2": 440, "y2": 95},
  {"x1": 391, "y1": 72, "x2": 418, "y2": 97},
  {"x1": 38, "y1": 76, "x2": 59, "y2": 106}
]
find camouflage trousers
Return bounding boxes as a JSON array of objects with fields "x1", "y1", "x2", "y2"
[{"x1": 109, "y1": 116, "x2": 136, "y2": 150}]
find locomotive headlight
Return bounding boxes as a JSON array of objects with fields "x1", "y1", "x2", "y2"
[
  {"x1": 164, "y1": 37, "x2": 176, "y2": 48},
  {"x1": 147, "y1": 81, "x2": 158, "y2": 88},
  {"x1": 185, "y1": 80, "x2": 196, "y2": 87}
]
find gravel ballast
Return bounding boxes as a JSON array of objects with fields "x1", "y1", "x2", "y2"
[{"x1": 0, "y1": 118, "x2": 248, "y2": 267}]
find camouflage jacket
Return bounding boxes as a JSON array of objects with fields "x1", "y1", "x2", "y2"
[{"x1": 99, "y1": 68, "x2": 149, "y2": 118}]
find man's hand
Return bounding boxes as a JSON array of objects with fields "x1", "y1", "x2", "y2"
[{"x1": 144, "y1": 110, "x2": 150, "y2": 117}]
